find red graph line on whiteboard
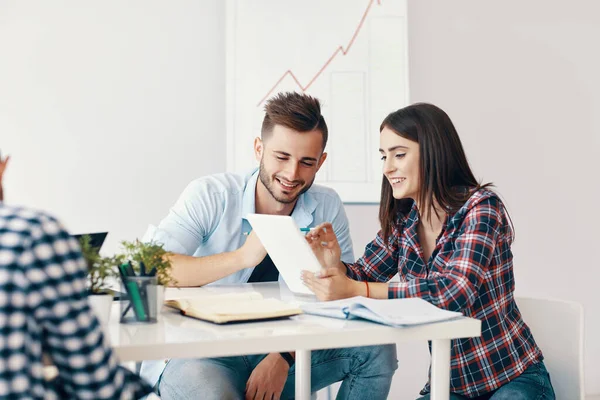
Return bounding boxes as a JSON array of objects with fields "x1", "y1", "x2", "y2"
[{"x1": 256, "y1": 0, "x2": 382, "y2": 106}]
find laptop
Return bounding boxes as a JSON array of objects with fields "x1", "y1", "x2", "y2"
[
  {"x1": 72, "y1": 232, "x2": 128, "y2": 299},
  {"x1": 72, "y1": 232, "x2": 109, "y2": 252}
]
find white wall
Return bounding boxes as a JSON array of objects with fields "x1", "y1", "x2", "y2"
[
  {"x1": 347, "y1": 0, "x2": 600, "y2": 396},
  {"x1": 2, "y1": 0, "x2": 599, "y2": 397},
  {"x1": 0, "y1": 0, "x2": 225, "y2": 255},
  {"x1": 410, "y1": 1, "x2": 600, "y2": 395}
]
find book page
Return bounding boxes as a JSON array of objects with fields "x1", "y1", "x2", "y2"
[
  {"x1": 165, "y1": 291, "x2": 263, "y2": 311},
  {"x1": 302, "y1": 297, "x2": 462, "y2": 326},
  {"x1": 183, "y1": 298, "x2": 303, "y2": 324},
  {"x1": 165, "y1": 292, "x2": 303, "y2": 324},
  {"x1": 348, "y1": 297, "x2": 462, "y2": 326},
  {"x1": 192, "y1": 298, "x2": 300, "y2": 317}
]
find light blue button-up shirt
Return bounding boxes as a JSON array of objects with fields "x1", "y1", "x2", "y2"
[
  {"x1": 145, "y1": 168, "x2": 354, "y2": 284},
  {"x1": 140, "y1": 169, "x2": 354, "y2": 385}
]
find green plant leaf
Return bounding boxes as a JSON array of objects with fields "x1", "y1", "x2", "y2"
[
  {"x1": 118, "y1": 239, "x2": 176, "y2": 287},
  {"x1": 78, "y1": 235, "x2": 120, "y2": 294}
]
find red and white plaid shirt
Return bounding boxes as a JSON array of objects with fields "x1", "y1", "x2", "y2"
[{"x1": 346, "y1": 189, "x2": 543, "y2": 398}]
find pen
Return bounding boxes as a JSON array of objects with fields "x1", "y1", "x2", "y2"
[
  {"x1": 118, "y1": 264, "x2": 134, "y2": 318},
  {"x1": 122, "y1": 261, "x2": 136, "y2": 277},
  {"x1": 126, "y1": 281, "x2": 148, "y2": 321}
]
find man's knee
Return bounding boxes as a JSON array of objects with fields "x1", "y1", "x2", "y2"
[
  {"x1": 158, "y1": 358, "x2": 244, "y2": 400},
  {"x1": 358, "y1": 344, "x2": 398, "y2": 373},
  {"x1": 160, "y1": 380, "x2": 241, "y2": 400}
]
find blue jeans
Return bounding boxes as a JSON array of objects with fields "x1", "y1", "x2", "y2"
[
  {"x1": 417, "y1": 360, "x2": 555, "y2": 400},
  {"x1": 158, "y1": 344, "x2": 397, "y2": 400}
]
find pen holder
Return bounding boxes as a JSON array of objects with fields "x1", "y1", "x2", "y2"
[{"x1": 120, "y1": 276, "x2": 159, "y2": 324}]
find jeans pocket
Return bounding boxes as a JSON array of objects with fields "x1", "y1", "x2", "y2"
[
  {"x1": 535, "y1": 362, "x2": 555, "y2": 394},
  {"x1": 518, "y1": 362, "x2": 548, "y2": 388}
]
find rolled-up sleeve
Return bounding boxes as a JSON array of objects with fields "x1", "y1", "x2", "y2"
[{"x1": 150, "y1": 179, "x2": 223, "y2": 255}]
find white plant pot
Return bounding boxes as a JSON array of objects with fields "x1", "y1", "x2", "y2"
[
  {"x1": 156, "y1": 284, "x2": 165, "y2": 311},
  {"x1": 88, "y1": 293, "x2": 113, "y2": 328}
]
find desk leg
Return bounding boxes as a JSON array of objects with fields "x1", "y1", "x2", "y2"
[
  {"x1": 295, "y1": 349, "x2": 311, "y2": 400},
  {"x1": 431, "y1": 339, "x2": 451, "y2": 400}
]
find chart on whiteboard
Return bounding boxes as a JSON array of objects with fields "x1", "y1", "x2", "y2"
[{"x1": 226, "y1": 0, "x2": 409, "y2": 203}]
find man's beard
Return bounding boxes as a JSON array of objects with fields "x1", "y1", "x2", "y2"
[{"x1": 258, "y1": 158, "x2": 314, "y2": 204}]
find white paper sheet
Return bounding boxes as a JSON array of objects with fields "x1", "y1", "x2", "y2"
[{"x1": 246, "y1": 214, "x2": 320, "y2": 295}]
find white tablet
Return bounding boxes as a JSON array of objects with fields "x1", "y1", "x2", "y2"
[{"x1": 246, "y1": 214, "x2": 320, "y2": 295}]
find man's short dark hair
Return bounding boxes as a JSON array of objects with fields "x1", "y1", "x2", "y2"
[{"x1": 261, "y1": 92, "x2": 328, "y2": 150}]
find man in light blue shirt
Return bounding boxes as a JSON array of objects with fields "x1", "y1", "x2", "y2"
[{"x1": 144, "y1": 92, "x2": 397, "y2": 400}]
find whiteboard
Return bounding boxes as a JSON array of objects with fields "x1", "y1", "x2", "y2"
[{"x1": 226, "y1": 0, "x2": 410, "y2": 203}]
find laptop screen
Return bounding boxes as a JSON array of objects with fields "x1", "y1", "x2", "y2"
[{"x1": 72, "y1": 232, "x2": 108, "y2": 252}]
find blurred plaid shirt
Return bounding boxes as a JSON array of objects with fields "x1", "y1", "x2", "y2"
[
  {"x1": 346, "y1": 189, "x2": 543, "y2": 398},
  {"x1": 0, "y1": 205, "x2": 152, "y2": 399}
]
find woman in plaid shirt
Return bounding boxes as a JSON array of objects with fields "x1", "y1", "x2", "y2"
[{"x1": 302, "y1": 103, "x2": 555, "y2": 399}]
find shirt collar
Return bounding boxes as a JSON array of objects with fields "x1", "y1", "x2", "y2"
[
  {"x1": 241, "y1": 168, "x2": 316, "y2": 228},
  {"x1": 404, "y1": 200, "x2": 450, "y2": 237},
  {"x1": 404, "y1": 201, "x2": 420, "y2": 233},
  {"x1": 290, "y1": 186, "x2": 317, "y2": 228}
]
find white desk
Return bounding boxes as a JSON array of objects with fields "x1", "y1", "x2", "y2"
[{"x1": 107, "y1": 282, "x2": 481, "y2": 400}]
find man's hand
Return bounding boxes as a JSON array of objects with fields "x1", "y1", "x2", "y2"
[
  {"x1": 237, "y1": 230, "x2": 268, "y2": 269},
  {"x1": 245, "y1": 353, "x2": 289, "y2": 400},
  {"x1": 0, "y1": 154, "x2": 9, "y2": 202},
  {"x1": 0, "y1": 154, "x2": 9, "y2": 183}
]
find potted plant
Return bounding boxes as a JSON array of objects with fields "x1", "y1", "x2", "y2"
[
  {"x1": 79, "y1": 235, "x2": 122, "y2": 326},
  {"x1": 119, "y1": 239, "x2": 176, "y2": 313}
]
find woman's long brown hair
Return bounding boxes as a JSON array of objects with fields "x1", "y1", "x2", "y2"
[{"x1": 379, "y1": 103, "x2": 493, "y2": 242}]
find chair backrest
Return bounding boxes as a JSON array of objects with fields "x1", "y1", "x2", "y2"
[{"x1": 515, "y1": 296, "x2": 585, "y2": 400}]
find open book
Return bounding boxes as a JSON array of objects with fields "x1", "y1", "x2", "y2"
[
  {"x1": 301, "y1": 297, "x2": 462, "y2": 327},
  {"x1": 165, "y1": 292, "x2": 302, "y2": 324}
]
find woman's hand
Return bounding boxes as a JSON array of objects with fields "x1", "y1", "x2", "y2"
[
  {"x1": 305, "y1": 222, "x2": 345, "y2": 273},
  {"x1": 301, "y1": 266, "x2": 361, "y2": 301}
]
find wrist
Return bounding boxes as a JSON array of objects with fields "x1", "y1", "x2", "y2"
[
  {"x1": 264, "y1": 352, "x2": 291, "y2": 372},
  {"x1": 351, "y1": 279, "x2": 366, "y2": 297},
  {"x1": 278, "y1": 352, "x2": 294, "y2": 368}
]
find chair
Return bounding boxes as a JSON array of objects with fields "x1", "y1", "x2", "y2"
[
  {"x1": 515, "y1": 296, "x2": 585, "y2": 400},
  {"x1": 319, "y1": 297, "x2": 586, "y2": 400}
]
